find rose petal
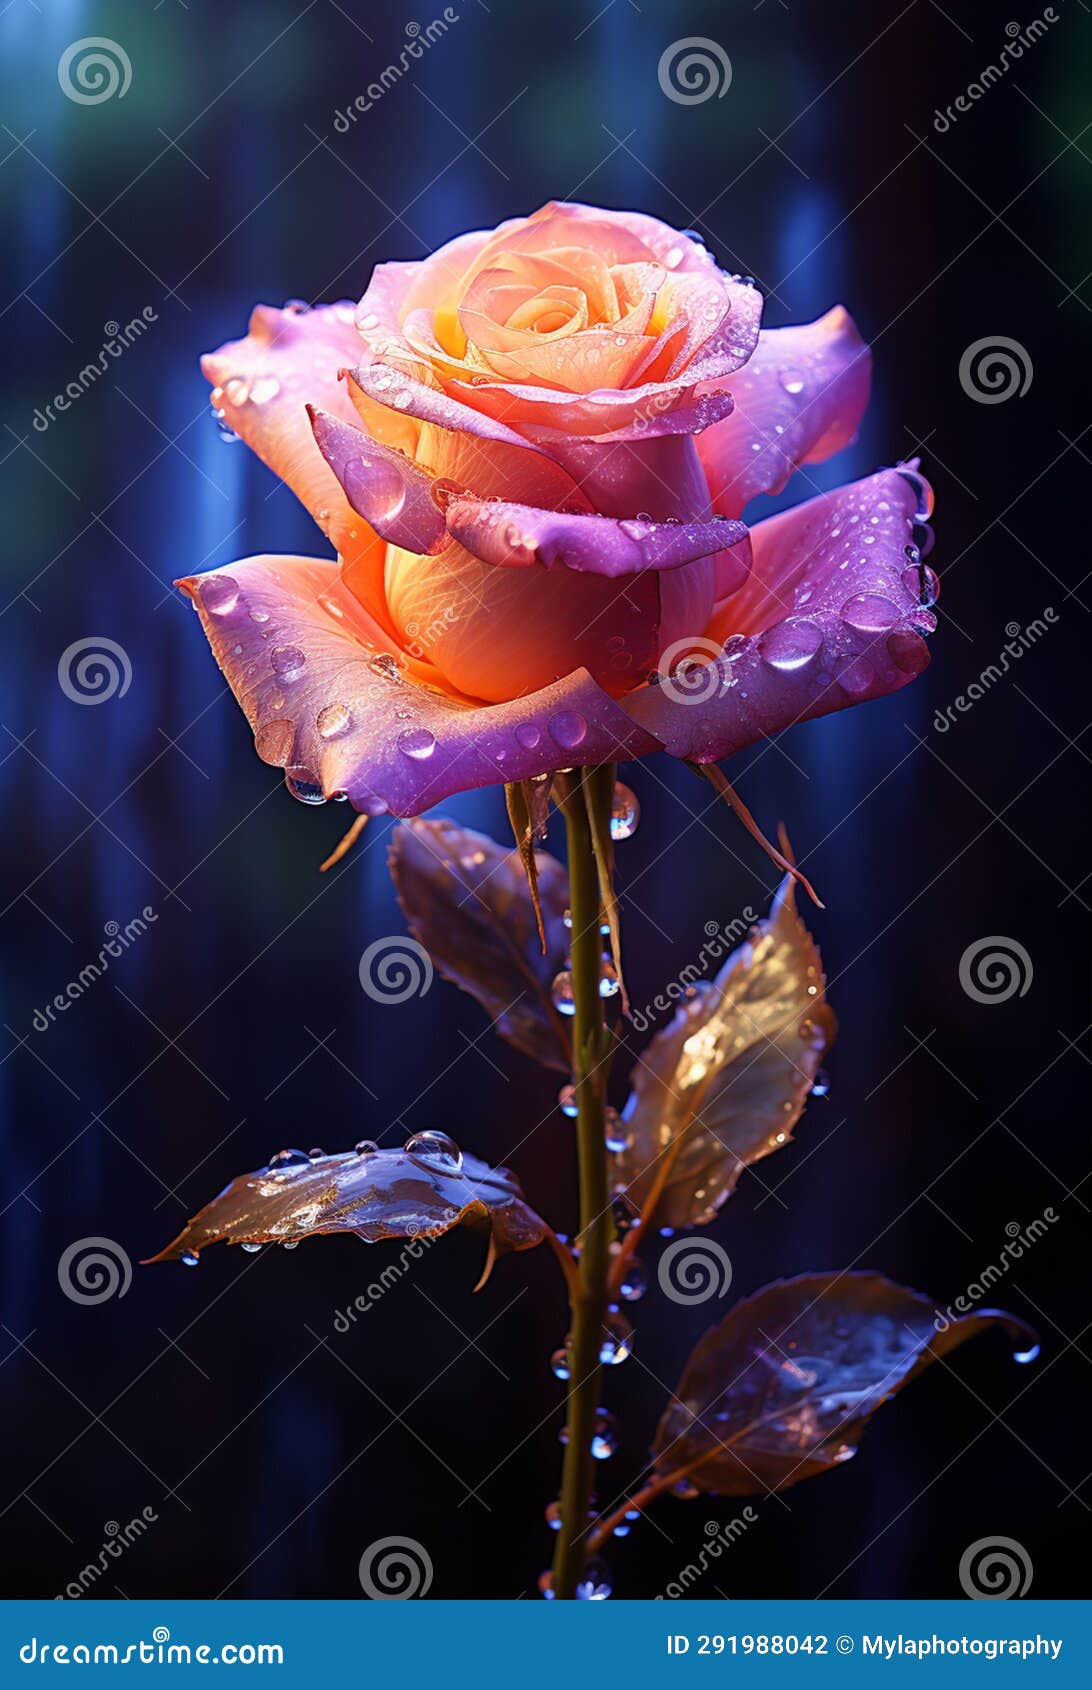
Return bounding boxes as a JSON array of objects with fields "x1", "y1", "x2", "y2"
[
  {"x1": 309, "y1": 407, "x2": 447, "y2": 555},
  {"x1": 444, "y1": 496, "x2": 748, "y2": 580},
  {"x1": 622, "y1": 468, "x2": 935, "y2": 759},
  {"x1": 698, "y1": 306, "x2": 872, "y2": 516},
  {"x1": 177, "y1": 555, "x2": 660, "y2": 815}
]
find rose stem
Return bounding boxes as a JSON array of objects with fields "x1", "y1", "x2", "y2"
[{"x1": 550, "y1": 769, "x2": 612, "y2": 1600}]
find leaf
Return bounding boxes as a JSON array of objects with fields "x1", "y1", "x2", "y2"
[
  {"x1": 615, "y1": 876, "x2": 836, "y2": 1228},
  {"x1": 146, "y1": 1142, "x2": 548, "y2": 1282},
  {"x1": 504, "y1": 779, "x2": 553, "y2": 951},
  {"x1": 652, "y1": 1271, "x2": 1039, "y2": 1495},
  {"x1": 390, "y1": 817, "x2": 572, "y2": 1071}
]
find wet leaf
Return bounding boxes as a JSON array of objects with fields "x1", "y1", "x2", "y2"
[
  {"x1": 505, "y1": 779, "x2": 553, "y2": 951},
  {"x1": 615, "y1": 876, "x2": 835, "y2": 1228},
  {"x1": 146, "y1": 1143, "x2": 548, "y2": 1280},
  {"x1": 390, "y1": 817, "x2": 572, "y2": 1071},
  {"x1": 653, "y1": 1271, "x2": 1039, "y2": 1495}
]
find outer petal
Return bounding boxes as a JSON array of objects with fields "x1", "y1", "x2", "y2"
[
  {"x1": 309, "y1": 407, "x2": 447, "y2": 555},
  {"x1": 444, "y1": 496, "x2": 749, "y2": 581},
  {"x1": 177, "y1": 556, "x2": 660, "y2": 815},
  {"x1": 621, "y1": 467, "x2": 936, "y2": 760},
  {"x1": 698, "y1": 307, "x2": 872, "y2": 517}
]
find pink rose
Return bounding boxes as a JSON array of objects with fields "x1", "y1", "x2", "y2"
[{"x1": 182, "y1": 201, "x2": 936, "y2": 815}]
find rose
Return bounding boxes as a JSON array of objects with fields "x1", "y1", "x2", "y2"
[{"x1": 183, "y1": 202, "x2": 936, "y2": 816}]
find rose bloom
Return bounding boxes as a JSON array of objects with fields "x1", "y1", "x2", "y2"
[{"x1": 183, "y1": 202, "x2": 936, "y2": 814}]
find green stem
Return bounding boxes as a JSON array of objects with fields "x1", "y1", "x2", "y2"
[{"x1": 550, "y1": 770, "x2": 612, "y2": 1600}]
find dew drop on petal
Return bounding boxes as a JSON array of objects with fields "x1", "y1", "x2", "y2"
[
  {"x1": 397, "y1": 726, "x2": 437, "y2": 760},
  {"x1": 285, "y1": 767, "x2": 326, "y2": 804},
  {"x1": 758, "y1": 618, "x2": 823, "y2": 673},
  {"x1": 840, "y1": 593, "x2": 900, "y2": 634},
  {"x1": 778, "y1": 369, "x2": 805, "y2": 396},
  {"x1": 404, "y1": 1129, "x2": 463, "y2": 1176},
  {"x1": 548, "y1": 710, "x2": 587, "y2": 750},
  {"x1": 254, "y1": 719, "x2": 296, "y2": 768},
  {"x1": 200, "y1": 575, "x2": 239, "y2": 615},
  {"x1": 271, "y1": 644, "x2": 306, "y2": 680},
  {"x1": 317, "y1": 702, "x2": 352, "y2": 739}
]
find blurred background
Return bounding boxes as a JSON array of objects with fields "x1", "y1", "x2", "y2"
[{"x1": 1, "y1": 0, "x2": 1089, "y2": 1602}]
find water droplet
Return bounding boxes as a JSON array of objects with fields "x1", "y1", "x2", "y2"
[
  {"x1": 281, "y1": 1240, "x2": 299, "y2": 1251},
  {"x1": 610, "y1": 782, "x2": 640, "y2": 841},
  {"x1": 902, "y1": 561, "x2": 940, "y2": 608},
  {"x1": 841, "y1": 593, "x2": 900, "y2": 634},
  {"x1": 317, "y1": 702, "x2": 352, "y2": 739},
  {"x1": 599, "y1": 1310, "x2": 633, "y2": 1366},
  {"x1": 758, "y1": 618, "x2": 823, "y2": 673},
  {"x1": 354, "y1": 1138, "x2": 379, "y2": 1156},
  {"x1": 604, "y1": 1108, "x2": 632, "y2": 1153},
  {"x1": 575, "y1": 1560, "x2": 612, "y2": 1599},
  {"x1": 550, "y1": 1344, "x2": 572, "y2": 1381},
  {"x1": 200, "y1": 575, "x2": 239, "y2": 615},
  {"x1": 778, "y1": 369, "x2": 805, "y2": 396},
  {"x1": 515, "y1": 721, "x2": 542, "y2": 751},
  {"x1": 619, "y1": 1258, "x2": 647, "y2": 1302},
  {"x1": 810, "y1": 1069, "x2": 831, "y2": 1098},
  {"x1": 271, "y1": 644, "x2": 306, "y2": 680},
  {"x1": 369, "y1": 652, "x2": 404, "y2": 682},
  {"x1": 268, "y1": 1147, "x2": 310, "y2": 1169},
  {"x1": 887, "y1": 629, "x2": 929, "y2": 676},
  {"x1": 1013, "y1": 1342, "x2": 1040, "y2": 1365},
  {"x1": 181, "y1": 1251, "x2": 199, "y2": 1268},
  {"x1": 538, "y1": 1570, "x2": 555, "y2": 1600},
  {"x1": 254, "y1": 719, "x2": 296, "y2": 768},
  {"x1": 613, "y1": 1509, "x2": 640, "y2": 1538},
  {"x1": 671, "y1": 1478, "x2": 701, "y2": 1499},
  {"x1": 248, "y1": 375, "x2": 281, "y2": 405},
  {"x1": 397, "y1": 726, "x2": 437, "y2": 760},
  {"x1": 598, "y1": 961, "x2": 621, "y2": 1001},
  {"x1": 831, "y1": 1443, "x2": 856, "y2": 1464},
  {"x1": 545, "y1": 1501, "x2": 562, "y2": 1531},
  {"x1": 592, "y1": 1409, "x2": 616, "y2": 1460},
  {"x1": 285, "y1": 768, "x2": 326, "y2": 805},
  {"x1": 551, "y1": 970, "x2": 575, "y2": 1016},
  {"x1": 404, "y1": 1130, "x2": 463, "y2": 1176},
  {"x1": 558, "y1": 1084, "x2": 578, "y2": 1119},
  {"x1": 548, "y1": 710, "x2": 587, "y2": 750},
  {"x1": 308, "y1": 1147, "x2": 325, "y2": 1161},
  {"x1": 241, "y1": 1240, "x2": 262, "y2": 1253}
]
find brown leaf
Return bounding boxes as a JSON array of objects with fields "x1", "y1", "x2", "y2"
[
  {"x1": 615, "y1": 876, "x2": 835, "y2": 1228},
  {"x1": 653, "y1": 1271, "x2": 1039, "y2": 1495},
  {"x1": 390, "y1": 817, "x2": 572, "y2": 1071},
  {"x1": 505, "y1": 779, "x2": 554, "y2": 951},
  {"x1": 146, "y1": 1141, "x2": 548, "y2": 1278}
]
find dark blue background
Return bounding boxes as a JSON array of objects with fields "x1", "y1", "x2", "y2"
[{"x1": 1, "y1": 0, "x2": 1088, "y2": 1599}]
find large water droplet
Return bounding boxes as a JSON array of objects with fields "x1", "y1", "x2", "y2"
[
  {"x1": 619, "y1": 1258, "x2": 647, "y2": 1303},
  {"x1": 550, "y1": 1344, "x2": 572, "y2": 1381},
  {"x1": 610, "y1": 782, "x2": 640, "y2": 841},
  {"x1": 599, "y1": 1310, "x2": 633, "y2": 1366},
  {"x1": 268, "y1": 1147, "x2": 310, "y2": 1169},
  {"x1": 549, "y1": 710, "x2": 587, "y2": 750},
  {"x1": 200, "y1": 575, "x2": 239, "y2": 615},
  {"x1": 254, "y1": 719, "x2": 296, "y2": 768},
  {"x1": 758, "y1": 618, "x2": 823, "y2": 673},
  {"x1": 369, "y1": 652, "x2": 404, "y2": 682},
  {"x1": 354, "y1": 1138, "x2": 379, "y2": 1156},
  {"x1": 598, "y1": 961, "x2": 621, "y2": 1001},
  {"x1": 397, "y1": 726, "x2": 437, "y2": 761},
  {"x1": 404, "y1": 1129, "x2": 463, "y2": 1176},
  {"x1": 515, "y1": 721, "x2": 542, "y2": 751},
  {"x1": 558, "y1": 1084, "x2": 578, "y2": 1119},
  {"x1": 551, "y1": 970, "x2": 575, "y2": 1016},
  {"x1": 181, "y1": 1250, "x2": 199, "y2": 1268},
  {"x1": 591, "y1": 1408, "x2": 616, "y2": 1460},
  {"x1": 604, "y1": 1108, "x2": 632, "y2": 1153},
  {"x1": 841, "y1": 593, "x2": 900, "y2": 634},
  {"x1": 317, "y1": 702, "x2": 352, "y2": 739},
  {"x1": 271, "y1": 644, "x2": 306, "y2": 680},
  {"x1": 285, "y1": 767, "x2": 326, "y2": 804},
  {"x1": 241, "y1": 1240, "x2": 262, "y2": 1253}
]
